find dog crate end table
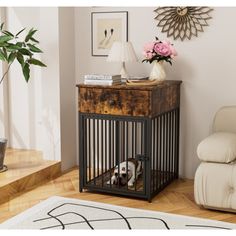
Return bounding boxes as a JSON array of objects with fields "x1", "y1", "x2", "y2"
[{"x1": 77, "y1": 80, "x2": 182, "y2": 202}]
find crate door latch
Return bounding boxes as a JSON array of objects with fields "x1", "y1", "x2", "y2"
[{"x1": 135, "y1": 154, "x2": 149, "y2": 162}]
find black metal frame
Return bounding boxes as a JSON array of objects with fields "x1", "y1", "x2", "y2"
[{"x1": 79, "y1": 108, "x2": 180, "y2": 202}]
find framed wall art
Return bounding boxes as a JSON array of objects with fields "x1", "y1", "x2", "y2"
[{"x1": 91, "y1": 11, "x2": 128, "y2": 56}]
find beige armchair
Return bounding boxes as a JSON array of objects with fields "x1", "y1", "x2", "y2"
[{"x1": 194, "y1": 106, "x2": 236, "y2": 212}]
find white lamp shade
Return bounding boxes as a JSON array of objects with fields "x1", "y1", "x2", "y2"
[{"x1": 107, "y1": 41, "x2": 138, "y2": 62}]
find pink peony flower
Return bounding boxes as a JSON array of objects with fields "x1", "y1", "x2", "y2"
[
  {"x1": 162, "y1": 40, "x2": 178, "y2": 57},
  {"x1": 154, "y1": 42, "x2": 172, "y2": 57},
  {"x1": 143, "y1": 51, "x2": 154, "y2": 59},
  {"x1": 142, "y1": 37, "x2": 177, "y2": 64},
  {"x1": 143, "y1": 41, "x2": 155, "y2": 53}
]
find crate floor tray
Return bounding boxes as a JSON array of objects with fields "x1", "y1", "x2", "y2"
[{"x1": 85, "y1": 168, "x2": 176, "y2": 193}]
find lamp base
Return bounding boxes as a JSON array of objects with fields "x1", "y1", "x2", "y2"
[{"x1": 120, "y1": 62, "x2": 129, "y2": 79}]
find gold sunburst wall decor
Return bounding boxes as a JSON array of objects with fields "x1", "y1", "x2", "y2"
[{"x1": 154, "y1": 7, "x2": 213, "y2": 41}]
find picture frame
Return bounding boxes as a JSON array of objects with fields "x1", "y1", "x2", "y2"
[{"x1": 91, "y1": 11, "x2": 128, "y2": 56}]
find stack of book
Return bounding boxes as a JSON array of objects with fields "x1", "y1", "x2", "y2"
[{"x1": 84, "y1": 74, "x2": 122, "y2": 86}]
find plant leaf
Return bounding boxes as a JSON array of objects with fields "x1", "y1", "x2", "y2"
[
  {"x1": 6, "y1": 43, "x2": 22, "y2": 50},
  {"x1": 16, "y1": 52, "x2": 24, "y2": 66},
  {"x1": 0, "y1": 49, "x2": 6, "y2": 61},
  {"x1": 8, "y1": 52, "x2": 16, "y2": 63},
  {"x1": 23, "y1": 63, "x2": 30, "y2": 82},
  {"x1": 27, "y1": 43, "x2": 42, "y2": 53},
  {"x1": 0, "y1": 23, "x2": 4, "y2": 31},
  {"x1": 25, "y1": 28, "x2": 37, "y2": 42},
  {"x1": 28, "y1": 58, "x2": 46, "y2": 67},
  {"x1": 16, "y1": 28, "x2": 25, "y2": 37},
  {"x1": 166, "y1": 59, "x2": 172, "y2": 65},
  {"x1": 0, "y1": 35, "x2": 13, "y2": 43},
  {"x1": 16, "y1": 42, "x2": 23, "y2": 48},
  {"x1": 19, "y1": 48, "x2": 32, "y2": 56},
  {"x1": 3, "y1": 30, "x2": 14, "y2": 37},
  {"x1": 0, "y1": 42, "x2": 8, "y2": 47},
  {"x1": 29, "y1": 37, "x2": 39, "y2": 43}
]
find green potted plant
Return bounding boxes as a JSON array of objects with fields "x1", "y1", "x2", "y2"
[{"x1": 0, "y1": 22, "x2": 46, "y2": 173}]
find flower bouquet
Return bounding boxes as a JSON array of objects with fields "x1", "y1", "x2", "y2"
[{"x1": 142, "y1": 37, "x2": 177, "y2": 81}]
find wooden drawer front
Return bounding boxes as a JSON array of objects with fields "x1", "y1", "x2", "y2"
[
  {"x1": 151, "y1": 84, "x2": 180, "y2": 116},
  {"x1": 79, "y1": 87, "x2": 151, "y2": 117}
]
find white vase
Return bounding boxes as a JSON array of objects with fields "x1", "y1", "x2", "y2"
[{"x1": 149, "y1": 61, "x2": 166, "y2": 81}]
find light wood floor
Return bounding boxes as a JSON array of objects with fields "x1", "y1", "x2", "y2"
[
  {"x1": 0, "y1": 168, "x2": 236, "y2": 224},
  {"x1": 0, "y1": 149, "x2": 60, "y2": 186},
  {"x1": 0, "y1": 149, "x2": 61, "y2": 205}
]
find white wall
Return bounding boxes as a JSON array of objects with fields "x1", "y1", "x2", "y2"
[
  {"x1": 0, "y1": 8, "x2": 9, "y2": 141},
  {"x1": 38, "y1": 7, "x2": 61, "y2": 161},
  {"x1": 58, "y1": 7, "x2": 77, "y2": 170},
  {"x1": 75, "y1": 7, "x2": 236, "y2": 179}
]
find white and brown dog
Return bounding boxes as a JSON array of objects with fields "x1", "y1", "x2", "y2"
[{"x1": 107, "y1": 158, "x2": 142, "y2": 187}]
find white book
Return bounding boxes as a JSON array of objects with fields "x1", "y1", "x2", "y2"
[
  {"x1": 84, "y1": 80, "x2": 121, "y2": 86},
  {"x1": 85, "y1": 77, "x2": 121, "y2": 82},
  {"x1": 84, "y1": 74, "x2": 121, "y2": 80}
]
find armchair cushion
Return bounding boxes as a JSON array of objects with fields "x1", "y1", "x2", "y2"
[{"x1": 197, "y1": 132, "x2": 236, "y2": 163}]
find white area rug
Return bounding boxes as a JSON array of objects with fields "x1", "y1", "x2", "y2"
[{"x1": 1, "y1": 196, "x2": 235, "y2": 230}]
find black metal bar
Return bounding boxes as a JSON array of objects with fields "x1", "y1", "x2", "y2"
[
  {"x1": 164, "y1": 113, "x2": 168, "y2": 184},
  {"x1": 167, "y1": 112, "x2": 170, "y2": 182},
  {"x1": 168, "y1": 112, "x2": 171, "y2": 181},
  {"x1": 97, "y1": 119, "x2": 99, "y2": 178},
  {"x1": 131, "y1": 121, "x2": 134, "y2": 158},
  {"x1": 152, "y1": 119, "x2": 155, "y2": 193},
  {"x1": 121, "y1": 120, "x2": 125, "y2": 188},
  {"x1": 156, "y1": 116, "x2": 159, "y2": 190},
  {"x1": 141, "y1": 122, "x2": 143, "y2": 155},
  {"x1": 134, "y1": 121, "x2": 137, "y2": 192},
  {"x1": 166, "y1": 113, "x2": 169, "y2": 184},
  {"x1": 115, "y1": 121, "x2": 119, "y2": 166},
  {"x1": 93, "y1": 118, "x2": 96, "y2": 185},
  {"x1": 170, "y1": 111, "x2": 173, "y2": 179},
  {"x1": 105, "y1": 120, "x2": 107, "y2": 174},
  {"x1": 160, "y1": 115, "x2": 163, "y2": 188},
  {"x1": 172, "y1": 110, "x2": 175, "y2": 179},
  {"x1": 84, "y1": 118, "x2": 87, "y2": 185},
  {"x1": 111, "y1": 120, "x2": 114, "y2": 169},
  {"x1": 79, "y1": 114, "x2": 84, "y2": 192},
  {"x1": 175, "y1": 108, "x2": 180, "y2": 178},
  {"x1": 142, "y1": 122, "x2": 145, "y2": 193},
  {"x1": 123, "y1": 120, "x2": 125, "y2": 163},
  {"x1": 126, "y1": 121, "x2": 128, "y2": 190},
  {"x1": 88, "y1": 118, "x2": 91, "y2": 182},
  {"x1": 173, "y1": 110, "x2": 176, "y2": 177},
  {"x1": 135, "y1": 122, "x2": 137, "y2": 155},
  {"x1": 109, "y1": 119, "x2": 112, "y2": 188},
  {"x1": 101, "y1": 119, "x2": 104, "y2": 187},
  {"x1": 173, "y1": 109, "x2": 176, "y2": 178},
  {"x1": 145, "y1": 119, "x2": 152, "y2": 202}
]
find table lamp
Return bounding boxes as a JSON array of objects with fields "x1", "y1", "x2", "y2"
[{"x1": 107, "y1": 41, "x2": 138, "y2": 79}]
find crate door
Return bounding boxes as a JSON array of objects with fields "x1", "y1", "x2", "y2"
[{"x1": 82, "y1": 116, "x2": 146, "y2": 196}]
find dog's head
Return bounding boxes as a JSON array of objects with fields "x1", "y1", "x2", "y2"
[{"x1": 113, "y1": 166, "x2": 132, "y2": 186}]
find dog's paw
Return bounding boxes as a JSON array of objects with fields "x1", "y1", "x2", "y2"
[{"x1": 128, "y1": 182, "x2": 134, "y2": 187}]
